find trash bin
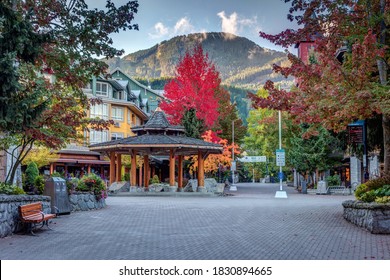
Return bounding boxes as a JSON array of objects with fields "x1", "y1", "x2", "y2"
[
  {"x1": 44, "y1": 177, "x2": 71, "y2": 215},
  {"x1": 317, "y1": 180, "x2": 328, "y2": 195},
  {"x1": 301, "y1": 180, "x2": 307, "y2": 194}
]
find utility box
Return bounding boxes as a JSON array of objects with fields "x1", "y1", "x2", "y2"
[{"x1": 44, "y1": 177, "x2": 71, "y2": 215}]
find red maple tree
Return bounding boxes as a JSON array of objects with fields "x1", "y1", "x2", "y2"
[
  {"x1": 160, "y1": 45, "x2": 221, "y2": 129},
  {"x1": 250, "y1": 0, "x2": 390, "y2": 172}
]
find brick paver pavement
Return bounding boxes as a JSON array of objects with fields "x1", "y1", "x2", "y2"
[{"x1": 0, "y1": 183, "x2": 389, "y2": 260}]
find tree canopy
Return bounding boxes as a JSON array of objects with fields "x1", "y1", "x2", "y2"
[
  {"x1": 0, "y1": 0, "x2": 139, "y2": 184},
  {"x1": 161, "y1": 45, "x2": 221, "y2": 130},
  {"x1": 251, "y1": 0, "x2": 390, "y2": 172}
]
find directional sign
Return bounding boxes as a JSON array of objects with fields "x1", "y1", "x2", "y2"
[
  {"x1": 231, "y1": 161, "x2": 236, "y2": 171},
  {"x1": 238, "y1": 156, "x2": 267, "y2": 163},
  {"x1": 276, "y1": 149, "x2": 285, "y2": 166}
]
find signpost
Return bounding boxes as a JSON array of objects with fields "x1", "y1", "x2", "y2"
[
  {"x1": 275, "y1": 111, "x2": 287, "y2": 198},
  {"x1": 238, "y1": 156, "x2": 267, "y2": 183},
  {"x1": 239, "y1": 156, "x2": 267, "y2": 163},
  {"x1": 276, "y1": 149, "x2": 285, "y2": 167}
]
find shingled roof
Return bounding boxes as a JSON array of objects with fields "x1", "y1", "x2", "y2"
[
  {"x1": 131, "y1": 107, "x2": 185, "y2": 135},
  {"x1": 89, "y1": 108, "x2": 223, "y2": 156}
]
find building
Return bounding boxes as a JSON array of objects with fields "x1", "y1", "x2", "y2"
[{"x1": 49, "y1": 68, "x2": 164, "y2": 178}]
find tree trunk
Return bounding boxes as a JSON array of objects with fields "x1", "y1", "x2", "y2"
[
  {"x1": 383, "y1": 114, "x2": 390, "y2": 174},
  {"x1": 377, "y1": 0, "x2": 388, "y2": 174}
]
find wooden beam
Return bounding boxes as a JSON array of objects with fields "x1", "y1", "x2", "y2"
[
  {"x1": 144, "y1": 155, "x2": 149, "y2": 188},
  {"x1": 178, "y1": 155, "x2": 183, "y2": 189},
  {"x1": 131, "y1": 150, "x2": 137, "y2": 186},
  {"x1": 109, "y1": 152, "x2": 115, "y2": 185},
  {"x1": 116, "y1": 154, "x2": 122, "y2": 182},
  {"x1": 169, "y1": 149, "x2": 175, "y2": 187},
  {"x1": 198, "y1": 150, "x2": 205, "y2": 189}
]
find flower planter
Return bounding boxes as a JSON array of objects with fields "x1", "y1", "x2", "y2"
[{"x1": 342, "y1": 200, "x2": 390, "y2": 234}]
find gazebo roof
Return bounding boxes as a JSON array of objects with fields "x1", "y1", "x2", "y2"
[
  {"x1": 131, "y1": 107, "x2": 185, "y2": 134},
  {"x1": 89, "y1": 108, "x2": 223, "y2": 156}
]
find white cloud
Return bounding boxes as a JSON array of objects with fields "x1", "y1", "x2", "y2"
[
  {"x1": 148, "y1": 22, "x2": 169, "y2": 38},
  {"x1": 174, "y1": 17, "x2": 194, "y2": 34},
  {"x1": 217, "y1": 11, "x2": 238, "y2": 35},
  {"x1": 217, "y1": 11, "x2": 259, "y2": 38}
]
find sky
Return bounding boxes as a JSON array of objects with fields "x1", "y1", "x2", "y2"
[{"x1": 87, "y1": 0, "x2": 299, "y2": 56}]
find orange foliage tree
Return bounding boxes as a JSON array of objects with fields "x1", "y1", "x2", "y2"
[{"x1": 187, "y1": 130, "x2": 240, "y2": 175}]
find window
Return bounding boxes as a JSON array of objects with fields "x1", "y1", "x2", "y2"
[
  {"x1": 111, "y1": 107, "x2": 124, "y2": 121},
  {"x1": 89, "y1": 130, "x2": 108, "y2": 144},
  {"x1": 111, "y1": 132, "x2": 124, "y2": 141},
  {"x1": 96, "y1": 82, "x2": 111, "y2": 96},
  {"x1": 127, "y1": 111, "x2": 130, "y2": 124},
  {"x1": 90, "y1": 103, "x2": 108, "y2": 120},
  {"x1": 113, "y1": 90, "x2": 125, "y2": 100}
]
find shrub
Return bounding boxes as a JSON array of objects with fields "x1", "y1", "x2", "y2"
[
  {"x1": 355, "y1": 183, "x2": 368, "y2": 200},
  {"x1": 51, "y1": 171, "x2": 64, "y2": 178},
  {"x1": 375, "y1": 196, "x2": 390, "y2": 204},
  {"x1": 373, "y1": 185, "x2": 390, "y2": 197},
  {"x1": 360, "y1": 190, "x2": 376, "y2": 203},
  {"x1": 25, "y1": 162, "x2": 39, "y2": 192},
  {"x1": 66, "y1": 178, "x2": 79, "y2": 194},
  {"x1": 365, "y1": 175, "x2": 390, "y2": 191},
  {"x1": 0, "y1": 182, "x2": 25, "y2": 195},
  {"x1": 326, "y1": 174, "x2": 341, "y2": 186},
  {"x1": 77, "y1": 173, "x2": 107, "y2": 200},
  {"x1": 150, "y1": 175, "x2": 160, "y2": 185},
  {"x1": 34, "y1": 175, "x2": 45, "y2": 195},
  {"x1": 122, "y1": 173, "x2": 130, "y2": 182}
]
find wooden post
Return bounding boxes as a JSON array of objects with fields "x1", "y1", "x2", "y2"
[
  {"x1": 139, "y1": 157, "x2": 143, "y2": 187},
  {"x1": 144, "y1": 155, "x2": 149, "y2": 188},
  {"x1": 116, "y1": 154, "x2": 122, "y2": 181},
  {"x1": 198, "y1": 151, "x2": 205, "y2": 189},
  {"x1": 87, "y1": 165, "x2": 91, "y2": 174},
  {"x1": 169, "y1": 149, "x2": 175, "y2": 186},
  {"x1": 131, "y1": 150, "x2": 137, "y2": 186},
  {"x1": 50, "y1": 163, "x2": 54, "y2": 175},
  {"x1": 109, "y1": 152, "x2": 115, "y2": 185},
  {"x1": 178, "y1": 155, "x2": 183, "y2": 189}
]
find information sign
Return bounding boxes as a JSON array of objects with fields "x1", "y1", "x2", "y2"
[{"x1": 276, "y1": 149, "x2": 285, "y2": 166}]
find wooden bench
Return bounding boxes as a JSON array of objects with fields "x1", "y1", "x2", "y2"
[{"x1": 18, "y1": 202, "x2": 56, "y2": 235}]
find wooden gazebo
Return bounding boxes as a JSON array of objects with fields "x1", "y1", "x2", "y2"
[{"x1": 89, "y1": 108, "x2": 223, "y2": 192}]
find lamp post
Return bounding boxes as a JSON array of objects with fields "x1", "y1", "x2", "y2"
[{"x1": 230, "y1": 120, "x2": 237, "y2": 191}]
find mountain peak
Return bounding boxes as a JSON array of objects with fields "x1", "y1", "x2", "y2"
[{"x1": 106, "y1": 32, "x2": 290, "y2": 88}]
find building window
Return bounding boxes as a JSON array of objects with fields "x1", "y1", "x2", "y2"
[
  {"x1": 113, "y1": 90, "x2": 125, "y2": 100},
  {"x1": 132, "y1": 114, "x2": 136, "y2": 125},
  {"x1": 111, "y1": 107, "x2": 124, "y2": 121},
  {"x1": 96, "y1": 82, "x2": 111, "y2": 96},
  {"x1": 90, "y1": 130, "x2": 108, "y2": 144},
  {"x1": 111, "y1": 132, "x2": 124, "y2": 141},
  {"x1": 127, "y1": 111, "x2": 130, "y2": 124},
  {"x1": 90, "y1": 103, "x2": 108, "y2": 120}
]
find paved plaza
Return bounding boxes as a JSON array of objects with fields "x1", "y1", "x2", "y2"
[{"x1": 0, "y1": 183, "x2": 389, "y2": 260}]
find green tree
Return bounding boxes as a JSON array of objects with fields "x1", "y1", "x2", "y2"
[
  {"x1": 0, "y1": 0, "x2": 139, "y2": 184},
  {"x1": 214, "y1": 87, "x2": 246, "y2": 145},
  {"x1": 25, "y1": 162, "x2": 39, "y2": 192},
  {"x1": 182, "y1": 108, "x2": 205, "y2": 139},
  {"x1": 287, "y1": 125, "x2": 343, "y2": 183}
]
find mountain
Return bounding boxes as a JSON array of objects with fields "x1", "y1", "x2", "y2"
[{"x1": 106, "y1": 32, "x2": 292, "y2": 89}]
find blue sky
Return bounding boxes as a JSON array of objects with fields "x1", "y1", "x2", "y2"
[{"x1": 87, "y1": 0, "x2": 298, "y2": 55}]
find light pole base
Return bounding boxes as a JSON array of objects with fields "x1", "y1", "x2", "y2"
[
  {"x1": 275, "y1": 191, "x2": 288, "y2": 198},
  {"x1": 229, "y1": 185, "x2": 237, "y2": 191}
]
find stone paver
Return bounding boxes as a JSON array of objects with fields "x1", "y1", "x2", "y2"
[{"x1": 0, "y1": 183, "x2": 389, "y2": 260}]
